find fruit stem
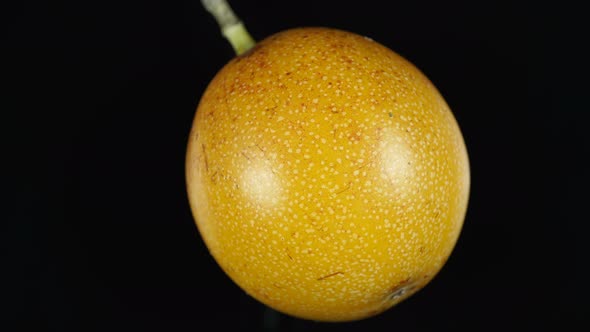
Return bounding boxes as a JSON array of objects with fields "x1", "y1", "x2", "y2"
[{"x1": 201, "y1": 0, "x2": 256, "y2": 55}]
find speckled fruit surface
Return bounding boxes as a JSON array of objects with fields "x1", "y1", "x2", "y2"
[{"x1": 186, "y1": 27, "x2": 470, "y2": 321}]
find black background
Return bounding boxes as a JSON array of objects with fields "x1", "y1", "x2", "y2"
[{"x1": 5, "y1": 0, "x2": 582, "y2": 331}]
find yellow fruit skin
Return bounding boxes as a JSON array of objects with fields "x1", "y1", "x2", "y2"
[{"x1": 186, "y1": 27, "x2": 470, "y2": 322}]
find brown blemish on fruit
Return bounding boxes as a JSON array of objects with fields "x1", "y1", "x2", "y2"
[
  {"x1": 201, "y1": 143, "x2": 209, "y2": 173},
  {"x1": 317, "y1": 271, "x2": 344, "y2": 281},
  {"x1": 240, "y1": 150, "x2": 251, "y2": 161}
]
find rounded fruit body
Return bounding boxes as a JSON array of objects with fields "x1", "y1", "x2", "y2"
[{"x1": 186, "y1": 27, "x2": 469, "y2": 321}]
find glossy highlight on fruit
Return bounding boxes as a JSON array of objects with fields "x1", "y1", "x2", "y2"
[{"x1": 186, "y1": 27, "x2": 470, "y2": 321}]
